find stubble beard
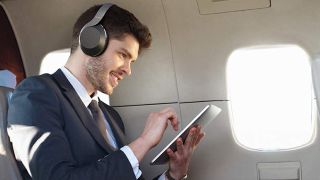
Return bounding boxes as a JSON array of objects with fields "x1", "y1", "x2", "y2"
[{"x1": 86, "y1": 57, "x2": 110, "y2": 95}]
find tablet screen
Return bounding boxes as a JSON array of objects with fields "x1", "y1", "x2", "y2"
[{"x1": 150, "y1": 104, "x2": 221, "y2": 165}]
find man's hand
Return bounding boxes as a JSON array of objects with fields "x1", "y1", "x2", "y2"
[
  {"x1": 129, "y1": 107, "x2": 179, "y2": 162},
  {"x1": 166, "y1": 126, "x2": 205, "y2": 180},
  {"x1": 140, "y1": 107, "x2": 179, "y2": 148}
]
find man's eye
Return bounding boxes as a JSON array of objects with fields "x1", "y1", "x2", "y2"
[{"x1": 120, "y1": 52, "x2": 127, "y2": 59}]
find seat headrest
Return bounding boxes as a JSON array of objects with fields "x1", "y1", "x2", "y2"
[{"x1": 0, "y1": 70, "x2": 16, "y2": 89}]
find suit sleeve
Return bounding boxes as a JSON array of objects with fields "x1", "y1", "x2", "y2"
[{"x1": 7, "y1": 76, "x2": 136, "y2": 180}]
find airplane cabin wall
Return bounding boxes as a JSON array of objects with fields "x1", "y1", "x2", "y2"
[
  {"x1": 1, "y1": 0, "x2": 320, "y2": 179},
  {"x1": 111, "y1": 0, "x2": 320, "y2": 179}
]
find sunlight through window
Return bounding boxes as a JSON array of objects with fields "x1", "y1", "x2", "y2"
[
  {"x1": 227, "y1": 45, "x2": 316, "y2": 151},
  {"x1": 40, "y1": 49, "x2": 110, "y2": 104}
]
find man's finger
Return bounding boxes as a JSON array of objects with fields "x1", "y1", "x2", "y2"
[
  {"x1": 194, "y1": 132, "x2": 205, "y2": 147},
  {"x1": 185, "y1": 127, "x2": 196, "y2": 147},
  {"x1": 161, "y1": 108, "x2": 179, "y2": 131},
  {"x1": 168, "y1": 115, "x2": 179, "y2": 131},
  {"x1": 192, "y1": 126, "x2": 202, "y2": 147},
  {"x1": 176, "y1": 138, "x2": 184, "y2": 154},
  {"x1": 167, "y1": 148, "x2": 177, "y2": 161}
]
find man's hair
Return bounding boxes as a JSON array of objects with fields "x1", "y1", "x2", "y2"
[{"x1": 71, "y1": 4, "x2": 152, "y2": 54}]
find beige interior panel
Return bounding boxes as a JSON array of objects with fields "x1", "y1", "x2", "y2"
[
  {"x1": 114, "y1": 103, "x2": 181, "y2": 180},
  {"x1": 180, "y1": 101, "x2": 320, "y2": 180},
  {"x1": 196, "y1": 0, "x2": 270, "y2": 14},
  {"x1": 162, "y1": 0, "x2": 320, "y2": 102},
  {"x1": 109, "y1": 0, "x2": 179, "y2": 106}
]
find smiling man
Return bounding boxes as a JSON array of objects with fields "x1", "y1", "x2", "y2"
[{"x1": 7, "y1": 3, "x2": 204, "y2": 180}]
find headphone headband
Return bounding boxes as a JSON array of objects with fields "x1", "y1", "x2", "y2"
[{"x1": 83, "y1": 3, "x2": 114, "y2": 28}]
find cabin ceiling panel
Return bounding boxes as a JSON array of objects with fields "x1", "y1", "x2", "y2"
[{"x1": 196, "y1": 0, "x2": 270, "y2": 14}]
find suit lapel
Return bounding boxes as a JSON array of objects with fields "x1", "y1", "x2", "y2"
[
  {"x1": 99, "y1": 102, "x2": 127, "y2": 147},
  {"x1": 51, "y1": 69, "x2": 114, "y2": 153}
]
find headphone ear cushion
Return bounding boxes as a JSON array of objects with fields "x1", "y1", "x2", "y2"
[{"x1": 80, "y1": 24, "x2": 108, "y2": 57}]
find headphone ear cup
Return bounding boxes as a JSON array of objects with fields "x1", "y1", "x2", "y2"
[{"x1": 79, "y1": 24, "x2": 108, "y2": 57}]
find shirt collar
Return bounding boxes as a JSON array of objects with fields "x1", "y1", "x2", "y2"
[{"x1": 60, "y1": 66, "x2": 97, "y2": 107}]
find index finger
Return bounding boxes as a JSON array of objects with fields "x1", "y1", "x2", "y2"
[{"x1": 160, "y1": 107, "x2": 179, "y2": 131}]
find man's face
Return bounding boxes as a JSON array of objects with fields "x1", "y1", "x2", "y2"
[{"x1": 86, "y1": 34, "x2": 139, "y2": 95}]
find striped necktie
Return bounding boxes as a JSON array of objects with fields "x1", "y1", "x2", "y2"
[{"x1": 88, "y1": 100, "x2": 115, "y2": 150}]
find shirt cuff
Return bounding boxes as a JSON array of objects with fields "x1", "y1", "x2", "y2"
[{"x1": 120, "y1": 145, "x2": 142, "y2": 179}]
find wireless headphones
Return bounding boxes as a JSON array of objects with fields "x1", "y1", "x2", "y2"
[{"x1": 79, "y1": 3, "x2": 114, "y2": 57}]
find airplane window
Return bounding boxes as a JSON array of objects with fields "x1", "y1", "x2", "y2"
[
  {"x1": 39, "y1": 49, "x2": 70, "y2": 75},
  {"x1": 40, "y1": 49, "x2": 110, "y2": 104},
  {"x1": 227, "y1": 45, "x2": 316, "y2": 151}
]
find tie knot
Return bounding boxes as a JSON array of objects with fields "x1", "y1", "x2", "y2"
[{"x1": 88, "y1": 100, "x2": 99, "y2": 113}]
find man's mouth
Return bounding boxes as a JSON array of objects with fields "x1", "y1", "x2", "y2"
[{"x1": 110, "y1": 72, "x2": 120, "y2": 88}]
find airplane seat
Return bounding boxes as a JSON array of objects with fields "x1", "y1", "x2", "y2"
[{"x1": 0, "y1": 86, "x2": 23, "y2": 180}]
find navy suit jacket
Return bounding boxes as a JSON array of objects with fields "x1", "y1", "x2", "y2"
[{"x1": 7, "y1": 70, "x2": 141, "y2": 180}]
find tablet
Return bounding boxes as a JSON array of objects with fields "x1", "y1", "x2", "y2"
[{"x1": 150, "y1": 104, "x2": 222, "y2": 165}]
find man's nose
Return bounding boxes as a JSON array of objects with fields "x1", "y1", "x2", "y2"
[{"x1": 122, "y1": 62, "x2": 131, "y2": 76}]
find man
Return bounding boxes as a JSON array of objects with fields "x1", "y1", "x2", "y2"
[{"x1": 7, "y1": 3, "x2": 204, "y2": 180}]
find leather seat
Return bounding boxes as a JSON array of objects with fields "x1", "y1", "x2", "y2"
[{"x1": 0, "y1": 86, "x2": 22, "y2": 180}]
